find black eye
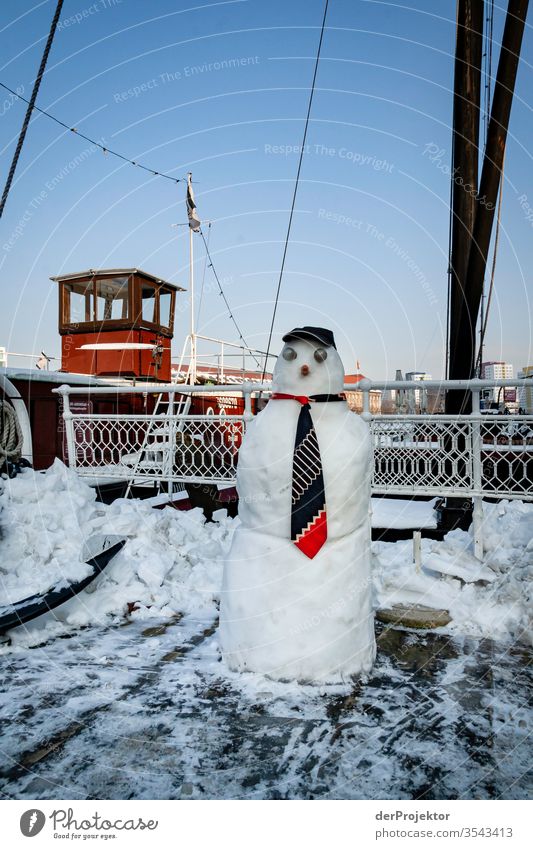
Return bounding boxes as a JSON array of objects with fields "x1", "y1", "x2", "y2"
[
  {"x1": 282, "y1": 346, "x2": 297, "y2": 361},
  {"x1": 314, "y1": 347, "x2": 328, "y2": 362}
]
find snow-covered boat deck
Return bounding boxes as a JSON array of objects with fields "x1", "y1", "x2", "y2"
[
  {"x1": 0, "y1": 464, "x2": 531, "y2": 800},
  {"x1": 0, "y1": 614, "x2": 530, "y2": 800}
]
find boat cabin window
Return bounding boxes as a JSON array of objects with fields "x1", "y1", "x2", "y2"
[
  {"x1": 159, "y1": 291, "x2": 172, "y2": 328},
  {"x1": 140, "y1": 281, "x2": 157, "y2": 323},
  {"x1": 95, "y1": 276, "x2": 129, "y2": 321},
  {"x1": 65, "y1": 280, "x2": 95, "y2": 324},
  {"x1": 59, "y1": 272, "x2": 177, "y2": 334}
]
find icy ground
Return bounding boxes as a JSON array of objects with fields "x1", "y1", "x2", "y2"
[{"x1": 0, "y1": 462, "x2": 531, "y2": 800}]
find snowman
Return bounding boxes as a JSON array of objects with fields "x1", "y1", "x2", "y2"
[{"x1": 219, "y1": 326, "x2": 375, "y2": 683}]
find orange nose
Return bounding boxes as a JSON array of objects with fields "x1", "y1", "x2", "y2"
[{"x1": 300, "y1": 364, "x2": 310, "y2": 376}]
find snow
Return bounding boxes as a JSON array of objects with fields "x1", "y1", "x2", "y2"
[
  {"x1": 373, "y1": 499, "x2": 533, "y2": 646},
  {"x1": 219, "y1": 524, "x2": 376, "y2": 682},
  {"x1": 219, "y1": 336, "x2": 376, "y2": 681},
  {"x1": 371, "y1": 496, "x2": 438, "y2": 528},
  {"x1": 1, "y1": 613, "x2": 530, "y2": 800},
  {"x1": 1, "y1": 463, "x2": 531, "y2": 651},
  {"x1": 0, "y1": 462, "x2": 531, "y2": 800},
  {"x1": 0, "y1": 460, "x2": 233, "y2": 644}
]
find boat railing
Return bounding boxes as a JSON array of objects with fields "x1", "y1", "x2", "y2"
[
  {"x1": 174, "y1": 333, "x2": 275, "y2": 384},
  {"x1": 55, "y1": 378, "x2": 533, "y2": 558}
]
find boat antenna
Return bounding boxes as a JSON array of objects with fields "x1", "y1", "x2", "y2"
[
  {"x1": 261, "y1": 0, "x2": 330, "y2": 380},
  {"x1": 0, "y1": 0, "x2": 64, "y2": 219}
]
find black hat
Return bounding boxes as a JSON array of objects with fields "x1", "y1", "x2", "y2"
[{"x1": 282, "y1": 326, "x2": 337, "y2": 349}]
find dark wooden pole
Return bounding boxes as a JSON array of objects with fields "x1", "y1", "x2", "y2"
[
  {"x1": 446, "y1": 0, "x2": 484, "y2": 415},
  {"x1": 440, "y1": 0, "x2": 528, "y2": 530},
  {"x1": 460, "y1": 0, "x2": 529, "y2": 379},
  {"x1": 447, "y1": 0, "x2": 529, "y2": 415}
]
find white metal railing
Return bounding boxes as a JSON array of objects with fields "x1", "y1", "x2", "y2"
[
  {"x1": 174, "y1": 334, "x2": 275, "y2": 384},
  {"x1": 55, "y1": 382, "x2": 254, "y2": 488},
  {"x1": 55, "y1": 379, "x2": 533, "y2": 558}
]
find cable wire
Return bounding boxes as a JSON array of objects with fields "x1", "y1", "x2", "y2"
[
  {"x1": 0, "y1": 0, "x2": 64, "y2": 219},
  {"x1": 475, "y1": 149, "x2": 505, "y2": 377},
  {"x1": 196, "y1": 221, "x2": 211, "y2": 329},
  {"x1": 0, "y1": 81, "x2": 184, "y2": 189},
  {"x1": 261, "y1": 0, "x2": 329, "y2": 379},
  {"x1": 482, "y1": 0, "x2": 495, "y2": 152}
]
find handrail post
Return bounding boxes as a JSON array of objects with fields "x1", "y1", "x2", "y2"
[
  {"x1": 59, "y1": 385, "x2": 76, "y2": 469},
  {"x1": 48, "y1": 378, "x2": 532, "y2": 511},
  {"x1": 243, "y1": 383, "x2": 253, "y2": 423},
  {"x1": 359, "y1": 378, "x2": 372, "y2": 423},
  {"x1": 471, "y1": 381, "x2": 484, "y2": 560},
  {"x1": 167, "y1": 389, "x2": 177, "y2": 496}
]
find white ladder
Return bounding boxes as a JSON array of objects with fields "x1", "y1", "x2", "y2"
[{"x1": 124, "y1": 390, "x2": 192, "y2": 498}]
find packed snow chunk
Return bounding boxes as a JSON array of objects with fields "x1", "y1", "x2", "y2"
[
  {"x1": 371, "y1": 497, "x2": 438, "y2": 529},
  {"x1": 373, "y1": 499, "x2": 533, "y2": 645},
  {"x1": 0, "y1": 460, "x2": 99, "y2": 601},
  {"x1": 60, "y1": 504, "x2": 234, "y2": 626},
  {"x1": 482, "y1": 500, "x2": 533, "y2": 568},
  {"x1": 2, "y1": 462, "x2": 531, "y2": 650},
  {"x1": 0, "y1": 464, "x2": 235, "y2": 635}
]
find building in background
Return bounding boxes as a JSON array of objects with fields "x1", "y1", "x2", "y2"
[
  {"x1": 405, "y1": 371, "x2": 432, "y2": 413},
  {"x1": 426, "y1": 386, "x2": 445, "y2": 413},
  {"x1": 344, "y1": 363, "x2": 382, "y2": 414},
  {"x1": 481, "y1": 361, "x2": 517, "y2": 411},
  {"x1": 517, "y1": 366, "x2": 533, "y2": 413},
  {"x1": 381, "y1": 369, "x2": 406, "y2": 414}
]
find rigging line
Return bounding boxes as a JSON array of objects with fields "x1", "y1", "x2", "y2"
[
  {"x1": 261, "y1": 0, "x2": 330, "y2": 381},
  {"x1": 475, "y1": 148, "x2": 505, "y2": 377},
  {"x1": 482, "y1": 0, "x2": 495, "y2": 153},
  {"x1": 196, "y1": 221, "x2": 211, "y2": 329},
  {"x1": 478, "y1": 0, "x2": 495, "y2": 369},
  {"x1": 199, "y1": 228, "x2": 261, "y2": 368},
  {"x1": 0, "y1": 81, "x2": 185, "y2": 187},
  {"x1": 445, "y1": 175, "x2": 454, "y2": 377},
  {"x1": 0, "y1": 0, "x2": 64, "y2": 219}
]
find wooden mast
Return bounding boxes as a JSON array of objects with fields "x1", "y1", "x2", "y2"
[
  {"x1": 441, "y1": 0, "x2": 528, "y2": 530},
  {"x1": 446, "y1": 0, "x2": 529, "y2": 414},
  {"x1": 446, "y1": 0, "x2": 484, "y2": 415}
]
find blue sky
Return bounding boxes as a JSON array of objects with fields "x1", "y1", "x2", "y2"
[{"x1": 1, "y1": 0, "x2": 532, "y2": 377}]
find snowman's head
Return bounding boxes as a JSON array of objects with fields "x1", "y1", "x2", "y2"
[{"x1": 272, "y1": 326, "x2": 344, "y2": 396}]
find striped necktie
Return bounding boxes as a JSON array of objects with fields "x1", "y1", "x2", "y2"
[{"x1": 271, "y1": 393, "x2": 345, "y2": 559}]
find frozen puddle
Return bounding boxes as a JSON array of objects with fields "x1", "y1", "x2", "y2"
[{"x1": 0, "y1": 615, "x2": 530, "y2": 800}]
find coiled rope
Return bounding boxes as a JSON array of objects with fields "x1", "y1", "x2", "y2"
[{"x1": 0, "y1": 401, "x2": 23, "y2": 463}]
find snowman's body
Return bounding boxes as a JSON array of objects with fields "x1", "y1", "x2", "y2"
[{"x1": 219, "y1": 330, "x2": 376, "y2": 683}]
